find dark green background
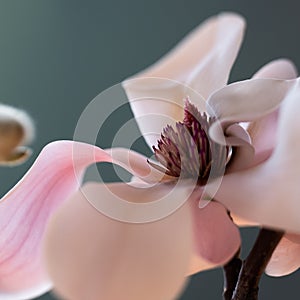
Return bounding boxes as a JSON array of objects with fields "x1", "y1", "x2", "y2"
[{"x1": 0, "y1": 0, "x2": 299, "y2": 299}]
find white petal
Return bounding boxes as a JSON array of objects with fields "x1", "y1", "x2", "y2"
[
  {"x1": 207, "y1": 78, "x2": 293, "y2": 131},
  {"x1": 253, "y1": 59, "x2": 297, "y2": 80},
  {"x1": 212, "y1": 79, "x2": 300, "y2": 232},
  {"x1": 122, "y1": 13, "x2": 245, "y2": 148},
  {"x1": 247, "y1": 59, "x2": 298, "y2": 165}
]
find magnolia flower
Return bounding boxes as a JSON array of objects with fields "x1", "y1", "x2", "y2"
[
  {"x1": 43, "y1": 60, "x2": 300, "y2": 300},
  {"x1": 0, "y1": 11, "x2": 297, "y2": 300},
  {"x1": 0, "y1": 12, "x2": 246, "y2": 300}
]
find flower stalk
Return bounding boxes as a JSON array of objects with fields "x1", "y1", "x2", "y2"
[
  {"x1": 229, "y1": 228, "x2": 284, "y2": 300},
  {"x1": 223, "y1": 250, "x2": 242, "y2": 300}
]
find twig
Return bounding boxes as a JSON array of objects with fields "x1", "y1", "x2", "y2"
[
  {"x1": 223, "y1": 251, "x2": 242, "y2": 300},
  {"x1": 232, "y1": 228, "x2": 284, "y2": 300}
]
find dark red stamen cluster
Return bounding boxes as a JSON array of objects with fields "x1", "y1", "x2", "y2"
[{"x1": 149, "y1": 99, "x2": 228, "y2": 184}]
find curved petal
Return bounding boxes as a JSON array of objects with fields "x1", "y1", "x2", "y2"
[
  {"x1": 0, "y1": 141, "x2": 107, "y2": 296},
  {"x1": 212, "y1": 79, "x2": 300, "y2": 232},
  {"x1": 253, "y1": 59, "x2": 298, "y2": 80},
  {"x1": 43, "y1": 182, "x2": 192, "y2": 300},
  {"x1": 207, "y1": 78, "x2": 294, "y2": 136},
  {"x1": 207, "y1": 78, "x2": 293, "y2": 173},
  {"x1": 266, "y1": 236, "x2": 300, "y2": 277},
  {"x1": 191, "y1": 200, "x2": 240, "y2": 265},
  {"x1": 122, "y1": 13, "x2": 245, "y2": 148},
  {"x1": 0, "y1": 104, "x2": 35, "y2": 166},
  {"x1": 220, "y1": 60, "x2": 298, "y2": 172},
  {"x1": 106, "y1": 147, "x2": 175, "y2": 182},
  {"x1": 223, "y1": 123, "x2": 254, "y2": 172},
  {"x1": 247, "y1": 59, "x2": 298, "y2": 165},
  {"x1": 0, "y1": 140, "x2": 161, "y2": 297}
]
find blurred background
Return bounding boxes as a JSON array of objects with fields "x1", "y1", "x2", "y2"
[{"x1": 0, "y1": 0, "x2": 299, "y2": 299}]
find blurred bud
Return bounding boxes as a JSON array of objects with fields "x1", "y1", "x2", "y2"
[{"x1": 0, "y1": 104, "x2": 35, "y2": 166}]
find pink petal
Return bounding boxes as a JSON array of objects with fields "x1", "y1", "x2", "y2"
[
  {"x1": 212, "y1": 78, "x2": 300, "y2": 232},
  {"x1": 43, "y1": 182, "x2": 192, "y2": 300},
  {"x1": 247, "y1": 59, "x2": 298, "y2": 165},
  {"x1": 0, "y1": 140, "x2": 158, "y2": 297},
  {"x1": 266, "y1": 237, "x2": 300, "y2": 277},
  {"x1": 191, "y1": 200, "x2": 240, "y2": 265},
  {"x1": 122, "y1": 13, "x2": 245, "y2": 147}
]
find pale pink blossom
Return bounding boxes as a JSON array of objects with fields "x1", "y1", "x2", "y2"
[
  {"x1": 0, "y1": 12, "x2": 246, "y2": 299},
  {"x1": 0, "y1": 11, "x2": 298, "y2": 300}
]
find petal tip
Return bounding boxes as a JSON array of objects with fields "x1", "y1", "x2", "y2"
[
  {"x1": 218, "y1": 11, "x2": 246, "y2": 28},
  {"x1": 254, "y1": 58, "x2": 298, "y2": 80}
]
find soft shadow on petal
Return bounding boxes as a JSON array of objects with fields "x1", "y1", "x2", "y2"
[
  {"x1": 122, "y1": 77, "x2": 191, "y2": 148},
  {"x1": 122, "y1": 13, "x2": 245, "y2": 147},
  {"x1": 74, "y1": 178, "x2": 196, "y2": 224},
  {"x1": 0, "y1": 140, "x2": 159, "y2": 297},
  {"x1": 191, "y1": 201, "x2": 240, "y2": 265},
  {"x1": 247, "y1": 59, "x2": 298, "y2": 166},
  {"x1": 0, "y1": 104, "x2": 35, "y2": 166},
  {"x1": 43, "y1": 182, "x2": 192, "y2": 300},
  {"x1": 223, "y1": 123, "x2": 254, "y2": 172},
  {"x1": 266, "y1": 237, "x2": 300, "y2": 277},
  {"x1": 213, "y1": 79, "x2": 300, "y2": 232}
]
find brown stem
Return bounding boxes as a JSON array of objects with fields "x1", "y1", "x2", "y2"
[
  {"x1": 232, "y1": 228, "x2": 284, "y2": 300},
  {"x1": 223, "y1": 251, "x2": 242, "y2": 300}
]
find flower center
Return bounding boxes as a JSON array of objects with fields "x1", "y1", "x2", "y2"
[{"x1": 149, "y1": 99, "x2": 228, "y2": 185}]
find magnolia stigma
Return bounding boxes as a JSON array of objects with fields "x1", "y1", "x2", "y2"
[{"x1": 149, "y1": 99, "x2": 229, "y2": 185}]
